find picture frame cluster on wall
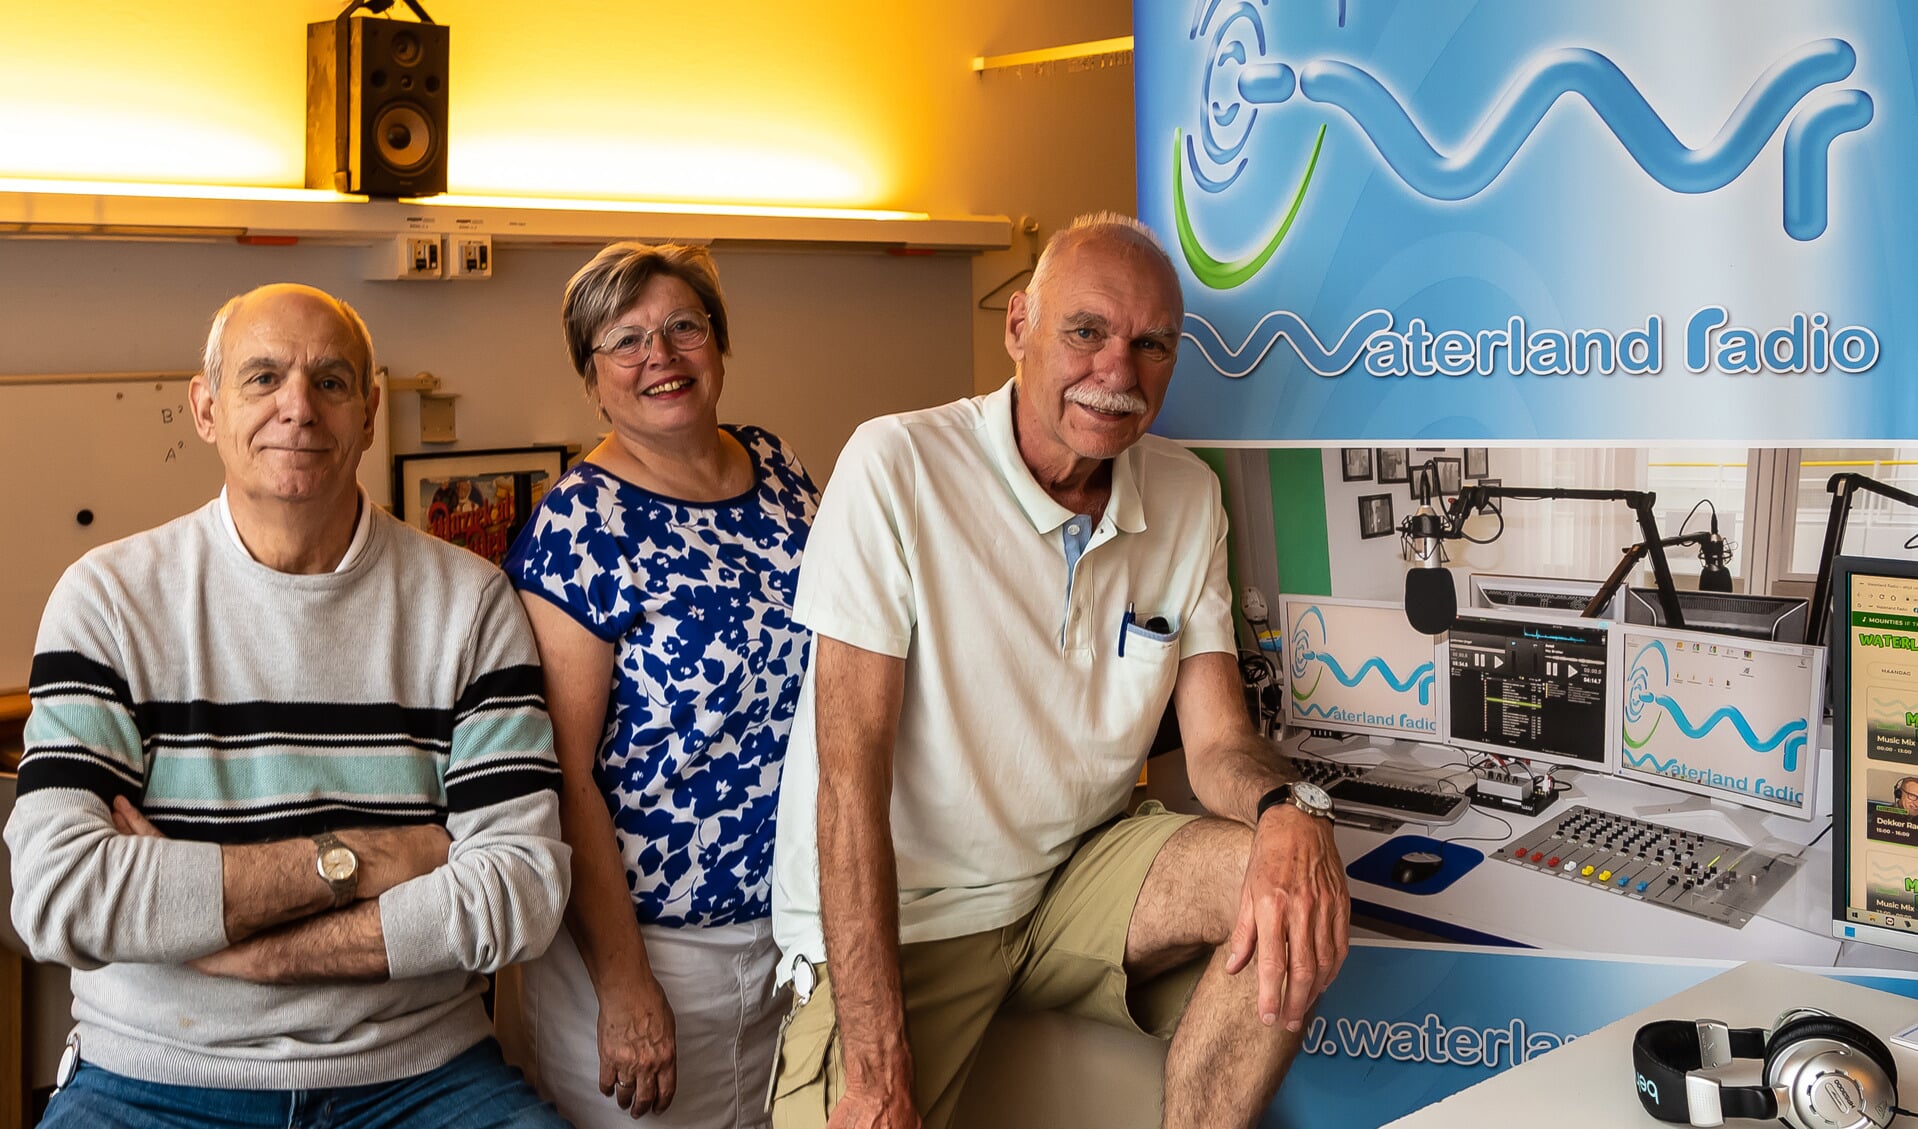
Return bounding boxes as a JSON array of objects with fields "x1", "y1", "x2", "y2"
[
  {"x1": 1342, "y1": 445, "x2": 1493, "y2": 542},
  {"x1": 1349, "y1": 446, "x2": 1492, "y2": 494}
]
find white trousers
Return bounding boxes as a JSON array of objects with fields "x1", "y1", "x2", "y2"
[{"x1": 520, "y1": 920, "x2": 784, "y2": 1129}]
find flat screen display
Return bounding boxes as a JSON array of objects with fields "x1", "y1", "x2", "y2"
[
  {"x1": 1622, "y1": 588, "x2": 1809, "y2": 644},
  {"x1": 1279, "y1": 595, "x2": 1441, "y2": 744},
  {"x1": 1468, "y1": 572, "x2": 1623, "y2": 620},
  {"x1": 1832, "y1": 557, "x2": 1918, "y2": 953},
  {"x1": 1442, "y1": 610, "x2": 1618, "y2": 771},
  {"x1": 1615, "y1": 625, "x2": 1823, "y2": 820}
]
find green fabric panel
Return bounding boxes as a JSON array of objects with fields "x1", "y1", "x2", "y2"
[
  {"x1": 1268, "y1": 449, "x2": 1331, "y2": 595},
  {"x1": 1189, "y1": 447, "x2": 1241, "y2": 601}
]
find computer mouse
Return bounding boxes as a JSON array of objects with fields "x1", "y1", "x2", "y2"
[{"x1": 1391, "y1": 850, "x2": 1445, "y2": 886}]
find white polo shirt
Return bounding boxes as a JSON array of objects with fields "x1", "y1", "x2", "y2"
[{"x1": 770, "y1": 380, "x2": 1235, "y2": 976}]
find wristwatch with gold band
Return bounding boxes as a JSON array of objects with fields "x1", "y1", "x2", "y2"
[{"x1": 312, "y1": 831, "x2": 359, "y2": 908}]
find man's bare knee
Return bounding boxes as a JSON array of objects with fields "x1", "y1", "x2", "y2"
[{"x1": 1127, "y1": 819, "x2": 1254, "y2": 966}]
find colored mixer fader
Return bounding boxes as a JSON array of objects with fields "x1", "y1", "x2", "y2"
[{"x1": 1502, "y1": 805, "x2": 1797, "y2": 927}]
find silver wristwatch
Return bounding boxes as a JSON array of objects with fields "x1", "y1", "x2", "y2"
[
  {"x1": 312, "y1": 831, "x2": 360, "y2": 908},
  {"x1": 1257, "y1": 781, "x2": 1334, "y2": 821}
]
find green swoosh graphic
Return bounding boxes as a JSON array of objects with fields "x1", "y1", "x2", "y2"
[
  {"x1": 1173, "y1": 122, "x2": 1327, "y2": 290},
  {"x1": 1290, "y1": 669, "x2": 1323, "y2": 701},
  {"x1": 1622, "y1": 714, "x2": 1662, "y2": 749}
]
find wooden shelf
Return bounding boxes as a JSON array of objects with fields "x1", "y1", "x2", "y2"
[{"x1": 0, "y1": 183, "x2": 1012, "y2": 251}]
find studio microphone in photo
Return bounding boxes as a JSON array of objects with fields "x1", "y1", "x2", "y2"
[
  {"x1": 1698, "y1": 514, "x2": 1734, "y2": 592},
  {"x1": 1402, "y1": 503, "x2": 1457, "y2": 635}
]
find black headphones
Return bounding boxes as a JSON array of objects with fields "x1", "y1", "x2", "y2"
[{"x1": 1632, "y1": 1008, "x2": 1900, "y2": 1129}]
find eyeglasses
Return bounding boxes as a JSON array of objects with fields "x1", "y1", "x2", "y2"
[{"x1": 592, "y1": 309, "x2": 712, "y2": 366}]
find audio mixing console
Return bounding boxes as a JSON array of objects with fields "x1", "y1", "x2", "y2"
[{"x1": 1502, "y1": 805, "x2": 1797, "y2": 928}]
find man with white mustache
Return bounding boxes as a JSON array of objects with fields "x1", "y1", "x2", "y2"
[{"x1": 768, "y1": 214, "x2": 1350, "y2": 1129}]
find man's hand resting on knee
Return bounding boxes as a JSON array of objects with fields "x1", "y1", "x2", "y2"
[{"x1": 1224, "y1": 807, "x2": 1349, "y2": 1032}]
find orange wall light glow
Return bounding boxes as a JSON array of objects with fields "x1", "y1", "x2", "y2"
[
  {"x1": 447, "y1": 134, "x2": 881, "y2": 208},
  {"x1": 0, "y1": 3, "x2": 931, "y2": 211},
  {"x1": 0, "y1": 5, "x2": 302, "y2": 187}
]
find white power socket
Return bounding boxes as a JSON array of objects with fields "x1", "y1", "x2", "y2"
[
  {"x1": 445, "y1": 235, "x2": 492, "y2": 280},
  {"x1": 367, "y1": 234, "x2": 443, "y2": 281}
]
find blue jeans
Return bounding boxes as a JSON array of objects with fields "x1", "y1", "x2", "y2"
[{"x1": 38, "y1": 1038, "x2": 570, "y2": 1129}]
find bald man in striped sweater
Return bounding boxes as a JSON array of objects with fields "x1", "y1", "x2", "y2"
[{"x1": 6, "y1": 284, "x2": 573, "y2": 1129}]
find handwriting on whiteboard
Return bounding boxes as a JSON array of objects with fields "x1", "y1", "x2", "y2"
[{"x1": 157, "y1": 400, "x2": 195, "y2": 464}]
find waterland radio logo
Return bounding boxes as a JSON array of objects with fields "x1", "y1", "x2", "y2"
[
  {"x1": 1171, "y1": 0, "x2": 1877, "y2": 382},
  {"x1": 1621, "y1": 639, "x2": 1808, "y2": 807},
  {"x1": 1288, "y1": 604, "x2": 1437, "y2": 732}
]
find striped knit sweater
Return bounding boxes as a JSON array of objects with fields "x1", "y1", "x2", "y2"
[{"x1": 5, "y1": 501, "x2": 569, "y2": 1089}]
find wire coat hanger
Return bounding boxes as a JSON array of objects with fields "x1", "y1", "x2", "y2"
[{"x1": 977, "y1": 216, "x2": 1042, "y2": 311}]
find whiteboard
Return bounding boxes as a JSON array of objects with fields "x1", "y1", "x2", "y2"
[{"x1": 0, "y1": 375, "x2": 225, "y2": 690}]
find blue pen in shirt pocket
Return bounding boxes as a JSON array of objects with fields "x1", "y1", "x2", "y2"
[{"x1": 1117, "y1": 602, "x2": 1180, "y2": 656}]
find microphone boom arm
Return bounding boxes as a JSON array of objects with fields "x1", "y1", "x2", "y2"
[
  {"x1": 1806, "y1": 472, "x2": 1918, "y2": 646},
  {"x1": 1432, "y1": 481, "x2": 1688, "y2": 629},
  {"x1": 1587, "y1": 530, "x2": 1717, "y2": 621}
]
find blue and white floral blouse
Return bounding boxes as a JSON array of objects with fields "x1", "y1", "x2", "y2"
[{"x1": 506, "y1": 425, "x2": 818, "y2": 926}]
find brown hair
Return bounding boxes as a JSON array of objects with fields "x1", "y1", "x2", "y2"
[{"x1": 560, "y1": 242, "x2": 731, "y2": 390}]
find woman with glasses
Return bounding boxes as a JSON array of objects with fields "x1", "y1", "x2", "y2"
[{"x1": 505, "y1": 242, "x2": 818, "y2": 1129}]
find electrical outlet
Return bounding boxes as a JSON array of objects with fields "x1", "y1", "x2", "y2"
[
  {"x1": 446, "y1": 235, "x2": 492, "y2": 280},
  {"x1": 366, "y1": 234, "x2": 443, "y2": 280}
]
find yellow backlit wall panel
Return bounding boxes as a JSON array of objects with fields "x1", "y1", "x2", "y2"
[
  {"x1": 0, "y1": 4, "x2": 296, "y2": 185},
  {"x1": 0, "y1": 1, "x2": 972, "y2": 210}
]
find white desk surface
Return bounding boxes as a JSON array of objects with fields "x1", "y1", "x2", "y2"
[
  {"x1": 1386, "y1": 961, "x2": 1918, "y2": 1127},
  {"x1": 1145, "y1": 736, "x2": 1853, "y2": 967}
]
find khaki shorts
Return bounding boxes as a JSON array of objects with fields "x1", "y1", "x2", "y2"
[{"x1": 770, "y1": 802, "x2": 1204, "y2": 1129}]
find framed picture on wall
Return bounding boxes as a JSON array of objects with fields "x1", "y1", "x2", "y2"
[
  {"x1": 393, "y1": 445, "x2": 573, "y2": 567},
  {"x1": 1435, "y1": 457, "x2": 1464, "y2": 496},
  {"x1": 1341, "y1": 447, "x2": 1373, "y2": 481},
  {"x1": 1376, "y1": 447, "x2": 1410, "y2": 483},
  {"x1": 1465, "y1": 447, "x2": 1490, "y2": 478},
  {"x1": 1358, "y1": 493, "x2": 1395, "y2": 539},
  {"x1": 1408, "y1": 461, "x2": 1440, "y2": 500}
]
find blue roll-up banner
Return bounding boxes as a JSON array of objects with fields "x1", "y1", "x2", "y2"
[
  {"x1": 1275, "y1": 943, "x2": 1918, "y2": 1129},
  {"x1": 1135, "y1": 1, "x2": 1918, "y2": 443}
]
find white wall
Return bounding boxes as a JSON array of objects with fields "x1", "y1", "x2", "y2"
[{"x1": 0, "y1": 239, "x2": 972, "y2": 483}]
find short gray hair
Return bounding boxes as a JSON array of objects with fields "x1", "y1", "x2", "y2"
[
  {"x1": 561, "y1": 243, "x2": 732, "y2": 387},
  {"x1": 1026, "y1": 212, "x2": 1180, "y2": 325},
  {"x1": 201, "y1": 285, "x2": 375, "y2": 394}
]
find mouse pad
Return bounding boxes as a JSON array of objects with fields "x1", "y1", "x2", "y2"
[{"x1": 1347, "y1": 834, "x2": 1484, "y2": 895}]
